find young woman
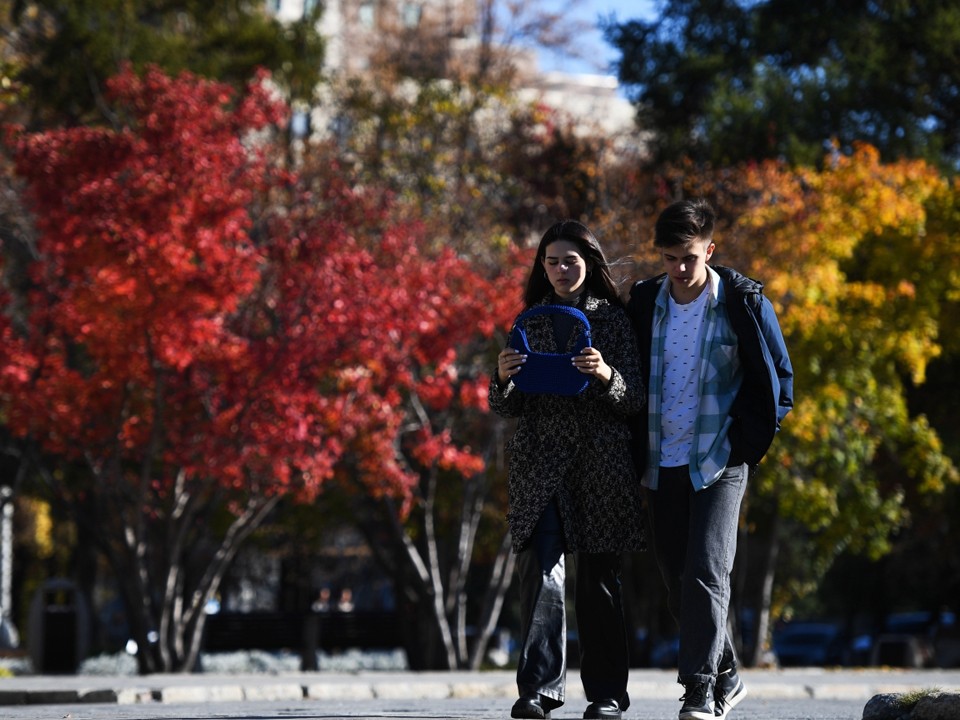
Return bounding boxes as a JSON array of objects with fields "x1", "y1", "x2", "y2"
[{"x1": 490, "y1": 220, "x2": 646, "y2": 720}]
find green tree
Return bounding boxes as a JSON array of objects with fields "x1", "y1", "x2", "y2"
[
  {"x1": 4, "y1": 0, "x2": 324, "y2": 127},
  {"x1": 319, "y1": 75, "x2": 619, "y2": 255},
  {"x1": 605, "y1": 0, "x2": 960, "y2": 169}
]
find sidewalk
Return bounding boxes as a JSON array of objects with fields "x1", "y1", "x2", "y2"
[{"x1": 1, "y1": 668, "x2": 959, "y2": 706}]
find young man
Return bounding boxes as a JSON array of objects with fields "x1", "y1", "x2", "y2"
[{"x1": 626, "y1": 199, "x2": 793, "y2": 720}]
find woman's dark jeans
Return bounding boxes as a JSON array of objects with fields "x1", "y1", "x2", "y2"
[
  {"x1": 515, "y1": 500, "x2": 631, "y2": 710},
  {"x1": 646, "y1": 463, "x2": 747, "y2": 687}
]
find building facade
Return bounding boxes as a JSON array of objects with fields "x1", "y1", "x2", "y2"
[{"x1": 266, "y1": 0, "x2": 638, "y2": 138}]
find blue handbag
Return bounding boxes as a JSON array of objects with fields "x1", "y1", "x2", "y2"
[{"x1": 508, "y1": 305, "x2": 592, "y2": 396}]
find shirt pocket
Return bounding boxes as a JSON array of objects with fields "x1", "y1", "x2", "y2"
[{"x1": 703, "y1": 338, "x2": 740, "y2": 390}]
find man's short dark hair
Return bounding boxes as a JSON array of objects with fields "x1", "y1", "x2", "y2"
[{"x1": 654, "y1": 198, "x2": 716, "y2": 248}]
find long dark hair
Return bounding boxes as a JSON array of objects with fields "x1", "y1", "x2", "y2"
[{"x1": 523, "y1": 220, "x2": 623, "y2": 308}]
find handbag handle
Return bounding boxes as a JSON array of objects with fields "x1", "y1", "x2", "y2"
[
  {"x1": 510, "y1": 305, "x2": 592, "y2": 353},
  {"x1": 507, "y1": 305, "x2": 592, "y2": 395}
]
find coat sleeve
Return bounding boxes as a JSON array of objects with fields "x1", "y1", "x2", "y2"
[
  {"x1": 596, "y1": 308, "x2": 646, "y2": 419},
  {"x1": 756, "y1": 295, "x2": 794, "y2": 428},
  {"x1": 487, "y1": 367, "x2": 525, "y2": 418}
]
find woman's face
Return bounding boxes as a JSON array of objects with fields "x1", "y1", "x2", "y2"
[{"x1": 541, "y1": 239, "x2": 590, "y2": 300}]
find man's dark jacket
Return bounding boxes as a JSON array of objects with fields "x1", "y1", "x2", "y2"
[{"x1": 626, "y1": 265, "x2": 794, "y2": 473}]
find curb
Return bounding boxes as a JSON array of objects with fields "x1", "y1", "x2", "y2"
[{"x1": 0, "y1": 669, "x2": 958, "y2": 707}]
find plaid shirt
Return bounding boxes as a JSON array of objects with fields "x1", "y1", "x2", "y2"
[{"x1": 644, "y1": 265, "x2": 744, "y2": 491}]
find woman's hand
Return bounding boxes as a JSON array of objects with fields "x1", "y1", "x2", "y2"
[
  {"x1": 573, "y1": 347, "x2": 612, "y2": 385},
  {"x1": 497, "y1": 347, "x2": 527, "y2": 384}
]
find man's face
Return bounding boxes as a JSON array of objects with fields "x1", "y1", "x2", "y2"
[{"x1": 660, "y1": 239, "x2": 715, "y2": 296}]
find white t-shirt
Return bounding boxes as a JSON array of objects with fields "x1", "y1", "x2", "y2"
[{"x1": 659, "y1": 285, "x2": 709, "y2": 466}]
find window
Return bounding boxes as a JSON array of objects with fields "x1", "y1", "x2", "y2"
[
  {"x1": 401, "y1": 3, "x2": 421, "y2": 28},
  {"x1": 358, "y1": 0, "x2": 375, "y2": 27}
]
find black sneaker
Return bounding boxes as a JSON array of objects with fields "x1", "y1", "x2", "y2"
[
  {"x1": 713, "y1": 668, "x2": 747, "y2": 719},
  {"x1": 678, "y1": 680, "x2": 715, "y2": 720}
]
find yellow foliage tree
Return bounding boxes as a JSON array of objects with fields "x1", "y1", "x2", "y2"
[
  {"x1": 647, "y1": 145, "x2": 960, "y2": 658},
  {"x1": 720, "y1": 144, "x2": 960, "y2": 626}
]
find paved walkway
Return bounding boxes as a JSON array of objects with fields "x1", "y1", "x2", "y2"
[{"x1": 0, "y1": 668, "x2": 958, "y2": 706}]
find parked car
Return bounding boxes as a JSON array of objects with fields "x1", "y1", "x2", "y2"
[
  {"x1": 870, "y1": 610, "x2": 957, "y2": 668},
  {"x1": 772, "y1": 621, "x2": 846, "y2": 667},
  {"x1": 934, "y1": 612, "x2": 960, "y2": 667}
]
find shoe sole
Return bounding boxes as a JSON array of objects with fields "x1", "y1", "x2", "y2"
[
  {"x1": 679, "y1": 709, "x2": 715, "y2": 720},
  {"x1": 511, "y1": 701, "x2": 549, "y2": 720}
]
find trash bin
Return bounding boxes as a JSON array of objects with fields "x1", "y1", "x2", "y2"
[{"x1": 28, "y1": 578, "x2": 91, "y2": 674}]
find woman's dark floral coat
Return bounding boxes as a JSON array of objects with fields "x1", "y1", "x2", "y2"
[{"x1": 489, "y1": 293, "x2": 646, "y2": 554}]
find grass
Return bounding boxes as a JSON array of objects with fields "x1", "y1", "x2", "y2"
[{"x1": 895, "y1": 687, "x2": 941, "y2": 709}]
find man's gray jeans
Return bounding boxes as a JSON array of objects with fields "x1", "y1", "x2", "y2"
[{"x1": 646, "y1": 462, "x2": 748, "y2": 686}]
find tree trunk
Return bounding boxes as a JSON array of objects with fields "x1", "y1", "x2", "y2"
[
  {"x1": 468, "y1": 530, "x2": 515, "y2": 669},
  {"x1": 747, "y1": 510, "x2": 780, "y2": 668},
  {"x1": 29, "y1": 440, "x2": 281, "y2": 673},
  {"x1": 353, "y1": 473, "x2": 512, "y2": 670}
]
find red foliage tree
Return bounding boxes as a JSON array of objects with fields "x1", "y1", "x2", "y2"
[
  {"x1": 0, "y1": 65, "x2": 517, "y2": 672},
  {"x1": 265, "y1": 162, "x2": 528, "y2": 668}
]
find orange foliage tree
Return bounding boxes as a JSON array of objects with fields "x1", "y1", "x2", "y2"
[{"x1": 0, "y1": 65, "x2": 515, "y2": 672}]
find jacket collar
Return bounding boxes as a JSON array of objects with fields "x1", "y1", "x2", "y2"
[
  {"x1": 655, "y1": 267, "x2": 721, "y2": 309},
  {"x1": 534, "y1": 292, "x2": 603, "y2": 312}
]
